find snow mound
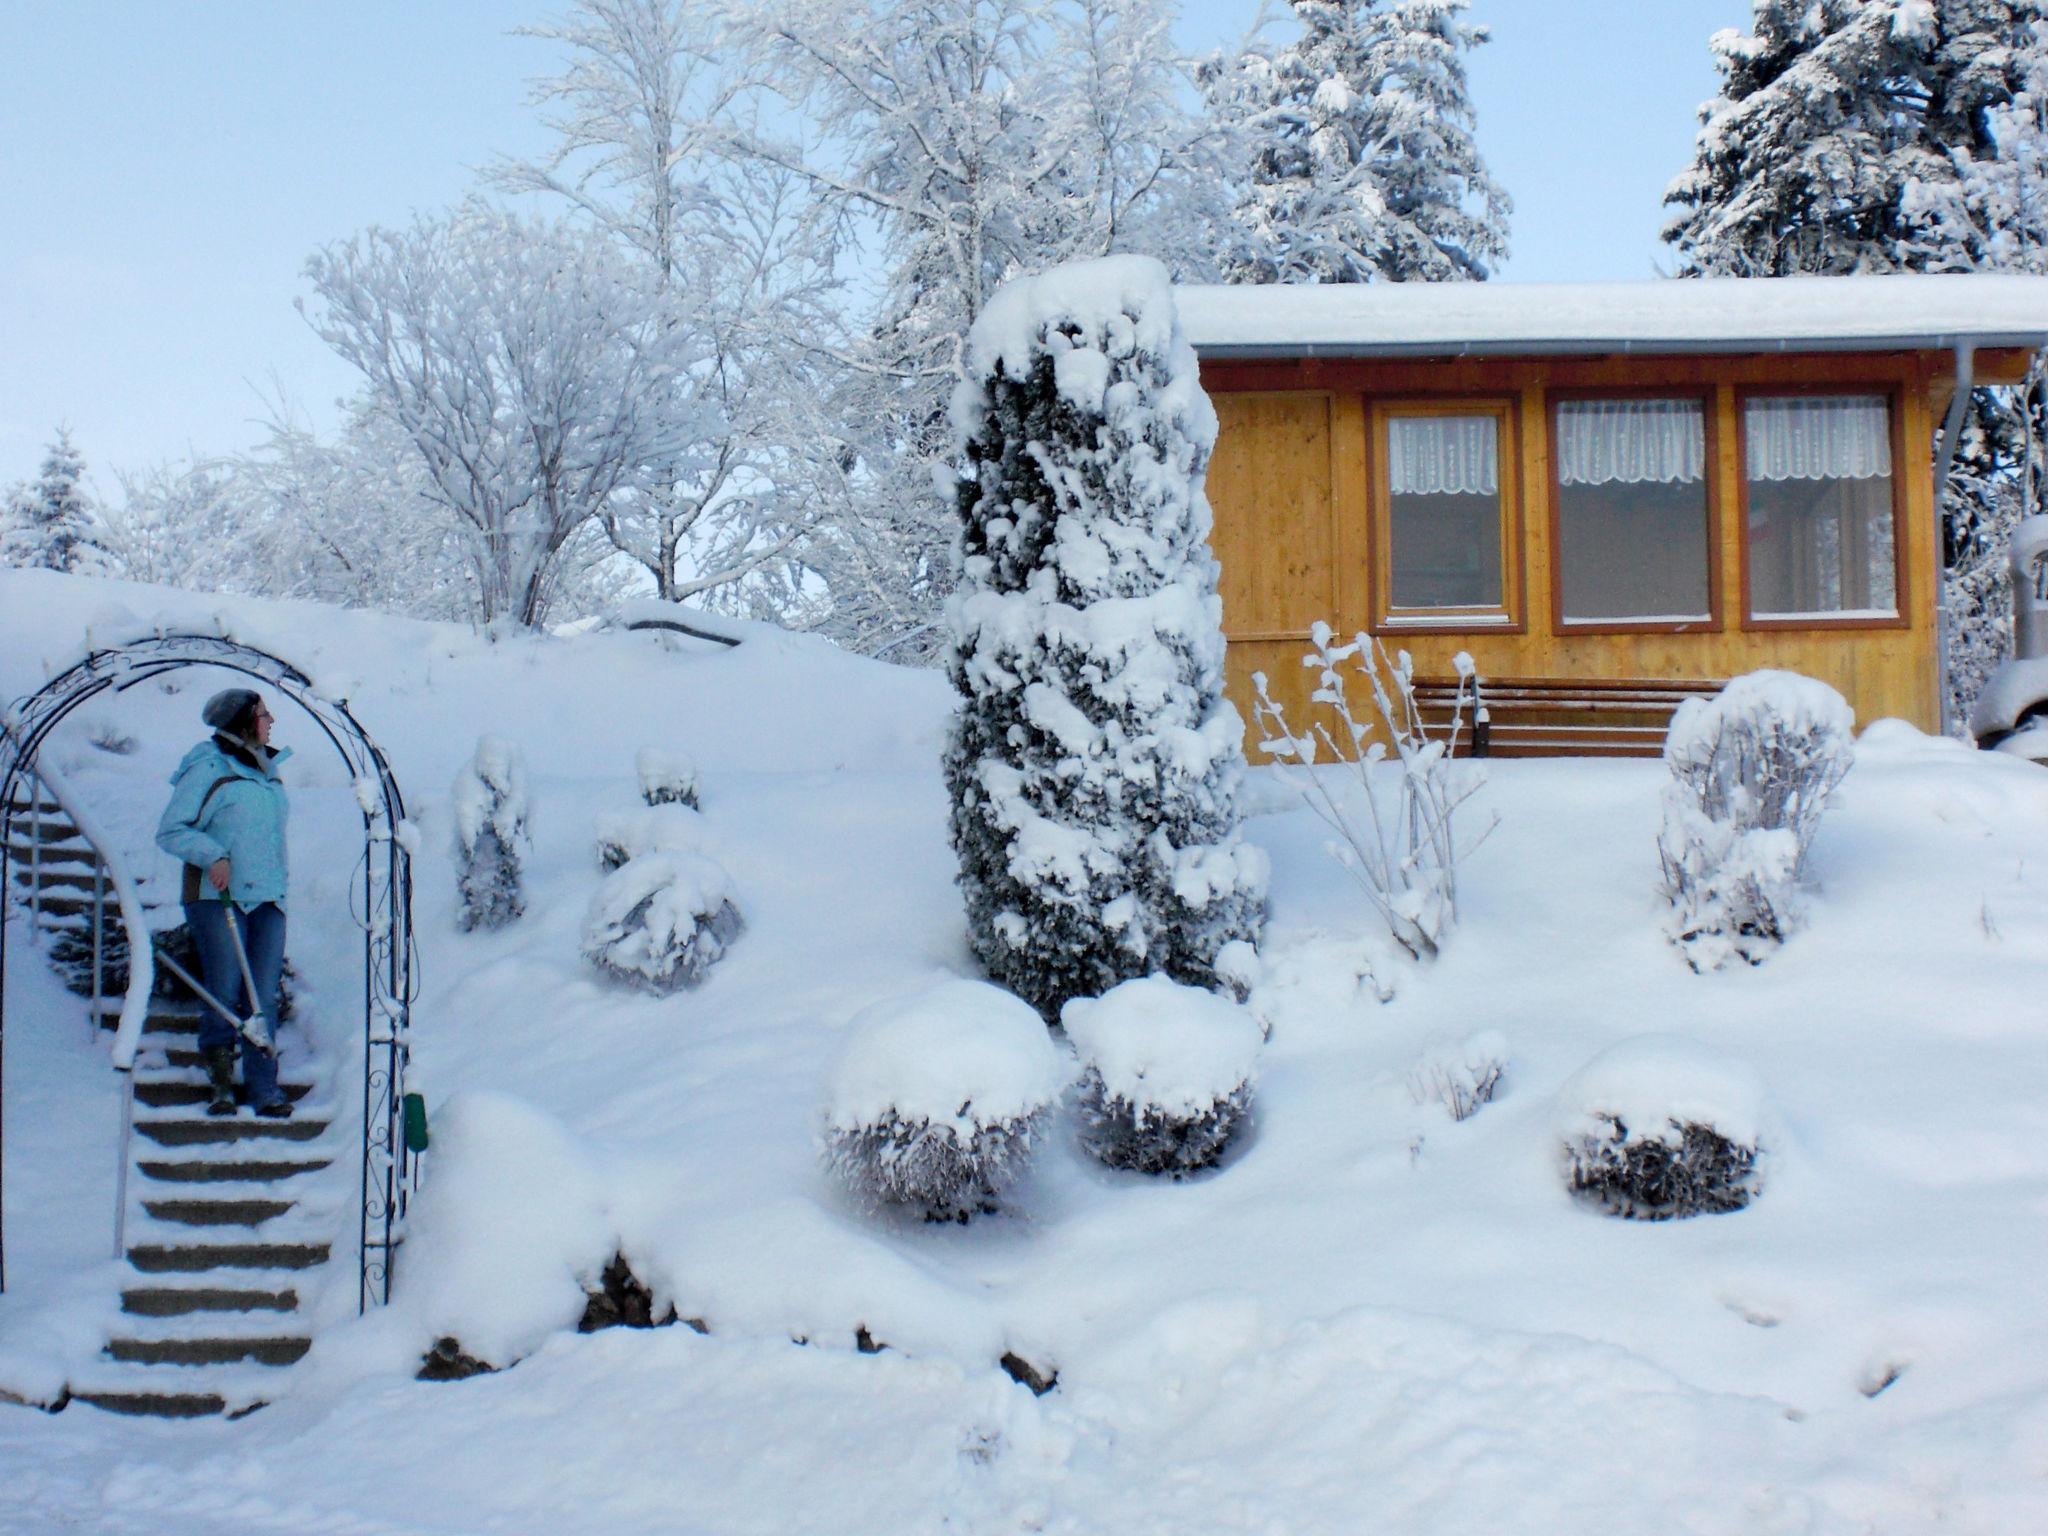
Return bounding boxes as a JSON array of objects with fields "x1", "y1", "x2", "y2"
[
  {"x1": 823, "y1": 980, "x2": 1069, "y2": 1136},
  {"x1": 1408, "y1": 1031, "x2": 1509, "y2": 1122},
  {"x1": 594, "y1": 803, "x2": 710, "y2": 871},
  {"x1": 1061, "y1": 976, "x2": 1262, "y2": 1118},
  {"x1": 636, "y1": 747, "x2": 699, "y2": 809},
  {"x1": 582, "y1": 850, "x2": 742, "y2": 993},
  {"x1": 1555, "y1": 1036, "x2": 1773, "y2": 1219}
]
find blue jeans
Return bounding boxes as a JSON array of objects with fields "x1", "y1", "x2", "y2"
[{"x1": 183, "y1": 900, "x2": 286, "y2": 1109}]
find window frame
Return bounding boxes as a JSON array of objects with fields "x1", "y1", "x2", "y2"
[
  {"x1": 1544, "y1": 386, "x2": 1724, "y2": 637},
  {"x1": 1735, "y1": 382, "x2": 1911, "y2": 633},
  {"x1": 1368, "y1": 396, "x2": 1525, "y2": 634}
]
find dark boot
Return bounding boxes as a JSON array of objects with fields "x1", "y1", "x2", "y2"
[{"x1": 203, "y1": 1046, "x2": 237, "y2": 1117}]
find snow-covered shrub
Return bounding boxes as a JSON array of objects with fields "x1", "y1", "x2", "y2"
[
  {"x1": 1062, "y1": 976, "x2": 1262, "y2": 1175},
  {"x1": 582, "y1": 851, "x2": 741, "y2": 993},
  {"x1": 594, "y1": 803, "x2": 709, "y2": 872},
  {"x1": 821, "y1": 979, "x2": 1069, "y2": 1222},
  {"x1": 1252, "y1": 628, "x2": 1493, "y2": 959},
  {"x1": 1556, "y1": 1036, "x2": 1770, "y2": 1220},
  {"x1": 1408, "y1": 1031, "x2": 1508, "y2": 1122},
  {"x1": 1658, "y1": 670, "x2": 1854, "y2": 970},
  {"x1": 636, "y1": 747, "x2": 699, "y2": 809},
  {"x1": 452, "y1": 735, "x2": 529, "y2": 932},
  {"x1": 944, "y1": 256, "x2": 1267, "y2": 1020}
]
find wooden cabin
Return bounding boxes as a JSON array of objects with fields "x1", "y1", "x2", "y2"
[{"x1": 1178, "y1": 275, "x2": 2048, "y2": 755}]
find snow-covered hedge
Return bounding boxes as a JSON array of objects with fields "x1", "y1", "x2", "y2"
[
  {"x1": 594, "y1": 803, "x2": 710, "y2": 872},
  {"x1": 1658, "y1": 670, "x2": 1853, "y2": 970},
  {"x1": 452, "y1": 735, "x2": 529, "y2": 932},
  {"x1": 944, "y1": 255, "x2": 1267, "y2": 1020},
  {"x1": 582, "y1": 850, "x2": 742, "y2": 993},
  {"x1": 636, "y1": 746, "x2": 699, "y2": 809},
  {"x1": 1408, "y1": 1031, "x2": 1508, "y2": 1122},
  {"x1": 1555, "y1": 1036, "x2": 1770, "y2": 1220},
  {"x1": 822, "y1": 979, "x2": 1069, "y2": 1222},
  {"x1": 1062, "y1": 976, "x2": 1261, "y2": 1174}
]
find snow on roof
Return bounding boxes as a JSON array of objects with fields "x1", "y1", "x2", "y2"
[{"x1": 1174, "y1": 274, "x2": 2048, "y2": 359}]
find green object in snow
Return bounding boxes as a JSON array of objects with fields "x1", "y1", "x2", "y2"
[{"x1": 403, "y1": 1092, "x2": 430, "y2": 1154}]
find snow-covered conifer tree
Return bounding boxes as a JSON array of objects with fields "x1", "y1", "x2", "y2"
[
  {"x1": 3, "y1": 429, "x2": 106, "y2": 574},
  {"x1": 453, "y1": 736, "x2": 531, "y2": 932},
  {"x1": 1204, "y1": 0, "x2": 1510, "y2": 284},
  {"x1": 945, "y1": 256, "x2": 1267, "y2": 1019}
]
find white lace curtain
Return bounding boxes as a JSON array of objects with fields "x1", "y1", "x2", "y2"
[
  {"x1": 1557, "y1": 399, "x2": 1706, "y2": 486},
  {"x1": 1388, "y1": 415, "x2": 1499, "y2": 497},
  {"x1": 1745, "y1": 395, "x2": 1892, "y2": 482}
]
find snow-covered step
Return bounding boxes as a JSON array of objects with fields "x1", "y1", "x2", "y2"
[
  {"x1": 126, "y1": 1240, "x2": 331, "y2": 1273},
  {"x1": 135, "y1": 1151, "x2": 334, "y2": 1184},
  {"x1": 133, "y1": 1114, "x2": 330, "y2": 1148},
  {"x1": 105, "y1": 1333, "x2": 311, "y2": 1368},
  {"x1": 66, "y1": 1358, "x2": 278, "y2": 1418},
  {"x1": 140, "y1": 1195, "x2": 299, "y2": 1227},
  {"x1": 133, "y1": 1076, "x2": 315, "y2": 1110},
  {"x1": 122, "y1": 1283, "x2": 301, "y2": 1318}
]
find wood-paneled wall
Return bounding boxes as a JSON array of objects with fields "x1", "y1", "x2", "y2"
[{"x1": 1201, "y1": 351, "x2": 1946, "y2": 754}]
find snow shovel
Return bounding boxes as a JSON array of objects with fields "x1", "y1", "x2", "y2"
[
  {"x1": 220, "y1": 904, "x2": 275, "y2": 1055},
  {"x1": 151, "y1": 934, "x2": 273, "y2": 1055}
]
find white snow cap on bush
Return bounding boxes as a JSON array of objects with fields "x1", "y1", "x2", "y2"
[
  {"x1": 582, "y1": 850, "x2": 738, "y2": 988},
  {"x1": 1061, "y1": 976, "x2": 1262, "y2": 1117},
  {"x1": 595, "y1": 803, "x2": 709, "y2": 868},
  {"x1": 1553, "y1": 1034, "x2": 1773, "y2": 1153},
  {"x1": 1665, "y1": 669, "x2": 1856, "y2": 771},
  {"x1": 393, "y1": 1091, "x2": 615, "y2": 1368},
  {"x1": 956, "y1": 253, "x2": 1211, "y2": 445},
  {"x1": 635, "y1": 747, "x2": 698, "y2": 808},
  {"x1": 452, "y1": 734, "x2": 528, "y2": 849},
  {"x1": 824, "y1": 979, "x2": 1070, "y2": 1136}
]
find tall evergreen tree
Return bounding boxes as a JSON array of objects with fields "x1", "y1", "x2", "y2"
[
  {"x1": 1205, "y1": 0, "x2": 1510, "y2": 284},
  {"x1": 945, "y1": 257, "x2": 1267, "y2": 1019},
  {"x1": 3, "y1": 428, "x2": 105, "y2": 574},
  {"x1": 1664, "y1": 0, "x2": 2040, "y2": 276}
]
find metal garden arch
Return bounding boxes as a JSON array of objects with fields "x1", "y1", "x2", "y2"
[{"x1": 0, "y1": 633, "x2": 417, "y2": 1312}]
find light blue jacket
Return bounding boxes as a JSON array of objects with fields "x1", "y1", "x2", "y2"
[{"x1": 156, "y1": 737, "x2": 292, "y2": 908}]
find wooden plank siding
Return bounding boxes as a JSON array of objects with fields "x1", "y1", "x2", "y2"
[{"x1": 1201, "y1": 351, "x2": 1945, "y2": 756}]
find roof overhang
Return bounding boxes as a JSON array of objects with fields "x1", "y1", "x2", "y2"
[{"x1": 1174, "y1": 274, "x2": 2048, "y2": 363}]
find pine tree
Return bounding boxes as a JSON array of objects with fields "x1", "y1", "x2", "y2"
[
  {"x1": 4, "y1": 428, "x2": 106, "y2": 574},
  {"x1": 1664, "y1": 0, "x2": 2041, "y2": 277},
  {"x1": 1205, "y1": 0, "x2": 1510, "y2": 284},
  {"x1": 944, "y1": 256, "x2": 1267, "y2": 1019}
]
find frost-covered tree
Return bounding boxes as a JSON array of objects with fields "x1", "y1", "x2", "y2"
[
  {"x1": 582, "y1": 850, "x2": 742, "y2": 991},
  {"x1": 945, "y1": 257, "x2": 1267, "y2": 1018},
  {"x1": 454, "y1": 736, "x2": 531, "y2": 932},
  {"x1": 492, "y1": 1, "x2": 834, "y2": 612},
  {"x1": 725, "y1": 0, "x2": 1223, "y2": 657},
  {"x1": 303, "y1": 205, "x2": 706, "y2": 630},
  {"x1": 1203, "y1": 0, "x2": 1510, "y2": 284},
  {"x1": 4, "y1": 428, "x2": 106, "y2": 574}
]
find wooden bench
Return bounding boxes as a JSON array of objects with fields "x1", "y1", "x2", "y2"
[{"x1": 1411, "y1": 675, "x2": 1728, "y2": 758}]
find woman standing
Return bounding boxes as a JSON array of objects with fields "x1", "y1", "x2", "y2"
[{"x1": 155, "y1": 688, "x2": 292, "y2": 1117}]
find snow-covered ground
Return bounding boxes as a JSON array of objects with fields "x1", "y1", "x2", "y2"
[{"x1": 3, "y1": 565, "x2": 2047, "y2": 1534}]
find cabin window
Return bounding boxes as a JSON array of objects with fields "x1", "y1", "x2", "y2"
[
  {"x1": 1553, "y1": 398, "x2": 1714, "y2": 626},
  {"x1": 1743, "y1": 394, "x2": 1898, "y2": 620},
  {"x1": 1380, "y1": 407, "x2": 1511, "y2": 622}
]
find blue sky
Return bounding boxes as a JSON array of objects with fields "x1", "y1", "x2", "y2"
[{"x1": 0, "y1": 0, "x2": 1750, "y2": 487}]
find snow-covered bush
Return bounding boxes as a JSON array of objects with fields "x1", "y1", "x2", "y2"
[
  {"x1": 944, "y1": 256, "x2": 1267, "y2": 1020},
  {"x1": 821, "y1": 979, "x2": 1069, "y2": 1222},
  {"x1": 1408, "y1": 1031, "x2": 1508, "y2": 1122},
  {"x1": 594, "y1": 803, "x2": 709, "y2": 872},
  {"x1": 636, "y1": 747, "x2": 699, "y2": 809},
  {"x1": 1062, "y1": 976, "x2": 1262, "y2": 1175},
  {"x1": 582, "y1": 851, "x2": 742, "y2": 993},
  {"x1": 1252, "y1": 628, "x2": 1493, "y2": 959},
  {"x1": 1658, "y1": 670, "x2": 1854, "y2": 970},
  {"x1": 1556, "y1": 1036, "x2": 1770, "y2": 1220},
  {"x1": 452, "y1": 735, "x2": 529, "y2": 932}
]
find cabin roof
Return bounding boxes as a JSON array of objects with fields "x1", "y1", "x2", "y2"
[{"x1": 1174, "y1": 273, "x2": 2048, "y2": 359}]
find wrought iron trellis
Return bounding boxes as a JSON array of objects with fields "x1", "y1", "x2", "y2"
[{"x1": 0, "y1": 634, "x2": 417, "y2": 1312}]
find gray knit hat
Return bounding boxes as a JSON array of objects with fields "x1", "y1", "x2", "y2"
[{"x1": 202, "y1": 688, "x2": 262, "y2": 735}]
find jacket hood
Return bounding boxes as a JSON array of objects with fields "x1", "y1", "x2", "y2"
[{"x1": 167, "y1": 738, "x2": 292, "y2": 784}]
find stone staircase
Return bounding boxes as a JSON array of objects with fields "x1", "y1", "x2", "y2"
[{"x1": 7, "y1": 780, "x2": 345, "y2": 1418}]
